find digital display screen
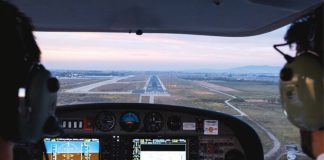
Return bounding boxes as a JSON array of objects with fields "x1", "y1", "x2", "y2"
[
  {"x1": 132, "y1": 139, "x2": 187, "y2": 160},
  {"x1": 43, "y1": 138, "x2": 99, "y2": 160}
]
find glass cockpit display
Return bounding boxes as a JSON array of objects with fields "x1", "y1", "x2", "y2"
[
  {"x1": 43, "y1": 138, "x2": 100, "y2": 160},
  {"x1": 132, "y1": 139, "x2": 187, "y2": 160}
]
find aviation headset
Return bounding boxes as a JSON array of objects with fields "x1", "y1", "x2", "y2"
[
  {"x1": 278, "y1": 50, "x2": 323, "y2": 131},
  {"x1": 15, "y1": 63, "x2": 60, "y2": 143},
  {"x1": 0, "y1": 2, "x2": 61, "y2": 143},
  {"x1": 275, "y1": 12, "x2": 323, "y2": 131}
]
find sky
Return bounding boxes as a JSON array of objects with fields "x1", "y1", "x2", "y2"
[{"x1": 34, "y1": 26, "x2": 294, "y2": 71}]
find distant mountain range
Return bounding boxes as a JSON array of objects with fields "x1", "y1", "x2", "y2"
[
  {"x1": 189, "y1": 65, "x2": 281, "y2": 74},
  {"x1": 225, "y1": 65, "x2": 281, "y2": 74}
]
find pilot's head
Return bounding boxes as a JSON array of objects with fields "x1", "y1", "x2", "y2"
[
  {"x1": 279, "y1": 6, "x2": 323, "y2": 131},
  {"x1": 279, "y1": 5, "x2": 323, "y2": 158},
  {"x1": 0, "y1": 1, "x2": 60, "y2": 143}
]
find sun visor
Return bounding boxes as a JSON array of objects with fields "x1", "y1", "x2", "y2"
[{"x1": 9, "y1": 0, "x2": 322, "y2": 36}]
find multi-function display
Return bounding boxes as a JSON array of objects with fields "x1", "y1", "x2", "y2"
[{"x1": 132, "y1": 139, "x2": 187, "y2": 160}]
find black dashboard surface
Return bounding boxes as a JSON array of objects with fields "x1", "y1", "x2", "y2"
[{"x1": 52, "y1": 103, "x2": 264, "y2": 160}]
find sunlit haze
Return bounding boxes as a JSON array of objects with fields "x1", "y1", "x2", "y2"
[{"x1": 34, "y1": 26, "x2": 292, "y2": 71}]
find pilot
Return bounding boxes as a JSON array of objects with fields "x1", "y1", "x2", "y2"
[
  {"x1": 278, "y1": 5, "x2": 323, "y2": 160},
  {"x1": 0, "y1": 1, "x2": 60, "y2": 160}
]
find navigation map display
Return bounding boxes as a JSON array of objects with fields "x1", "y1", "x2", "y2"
[
  {"x1": 43, "y1": 138, "x2": 100, "y2": 160},
  {"x1": 132, "y1": 139, "x2": 187, "y2": 160}
]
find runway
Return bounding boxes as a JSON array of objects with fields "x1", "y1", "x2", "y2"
[{"x1": 139, "y1": 75, "x2": 169, "y2": 103}]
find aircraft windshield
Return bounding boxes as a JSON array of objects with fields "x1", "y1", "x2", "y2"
[{"x1": 36, "y1": 28, "x2": 309, "y2": 159}]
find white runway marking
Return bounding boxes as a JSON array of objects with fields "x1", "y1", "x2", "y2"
[{"x1": 149, "y1": 96, "x2": 154, "y2": 104}]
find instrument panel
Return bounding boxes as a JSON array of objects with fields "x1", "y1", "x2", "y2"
[{"x1": 46, "y1": 103, "x2": 263, "y2": 160}]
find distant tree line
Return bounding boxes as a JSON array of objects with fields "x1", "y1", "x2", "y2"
[
  {"x1": 264, "y1": 97, "x2": 281, "y2": 104},
  {"x1": 180, "y1": 75, "x2": 278, "y2": 84},
  {"x1": 51, "y1": 70, "x2": 127, "y2": 77}
]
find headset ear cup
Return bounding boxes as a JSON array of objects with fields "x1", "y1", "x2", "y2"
[
  {"x1": 17, "y1": 65, "x2": 58, "y2": 143},
  {"x1": 280, "y1": 53, "x2": 324, "y2": 131},
  {"x1": 280, "y1": 67, "x2": 293, "y2": 81}
]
